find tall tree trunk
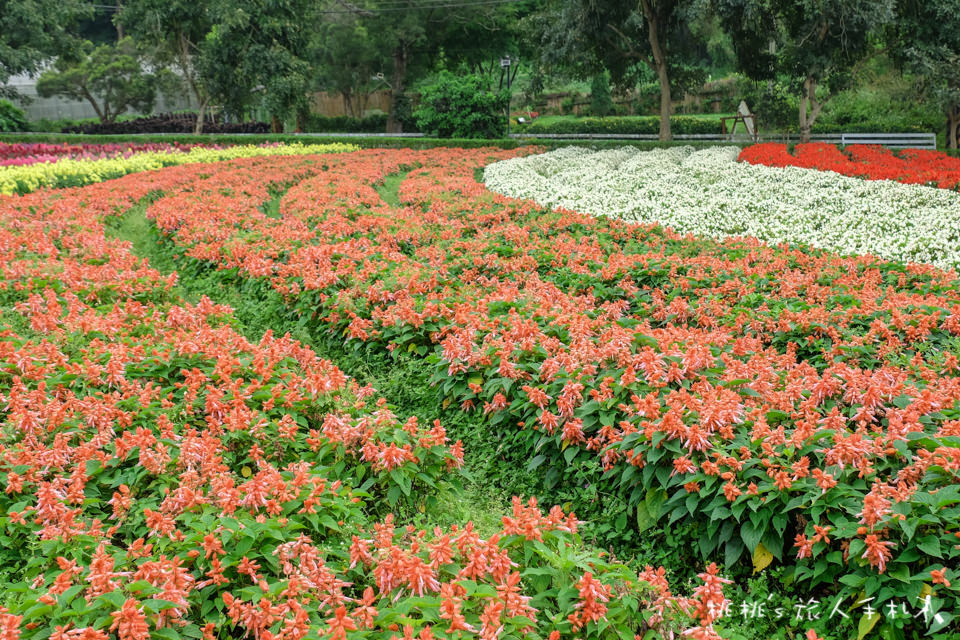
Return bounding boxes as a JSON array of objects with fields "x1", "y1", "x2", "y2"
[
  {"x1": 343, "y1": 91, "x2": 355, "y2": 118},
  {"x1": 193, "y1": 97, "x2": 209, "y2": 135},
  {"x1": 358, "y1": 90, "x2": 370, "y2": 118},
  {"x1": 798, "y1": 75, "x2": 824, "y2": 143},
  {"x1": 948, "y1": 105, "x2": 959, "y2": 150},
  {"x1": 798, "y1": 86, "x2": 809, "y2": 143},
  {"x1": 655, "y1": 61, "x2": 671, "y2": 141},
  {"x1": 81, "y1": 86, "x2": 106, "y2": 122},
  {"x1": 115, "y1": 1, "x2": 124, "y2": 40},
  {"x1": 178, "y1": 35, "x2": 207, "y2": 135},
  {"x1": 642, "y1": 0, "x2": 671, "y2": 141},
  {"x1": 386, "y1": 44, "x2": 408, "y2": 134},
  {"x1": 271, "y1": 115, "x2": 282, "y2": 134}
]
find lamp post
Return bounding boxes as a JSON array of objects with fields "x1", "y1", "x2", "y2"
[{"x1": 500, "y1": 56, "x2": 512, "y2": 138}]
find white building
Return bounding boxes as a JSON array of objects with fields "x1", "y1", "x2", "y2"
[{"x1": 6, "y1": 71, "x2": 195, "y2": 123}]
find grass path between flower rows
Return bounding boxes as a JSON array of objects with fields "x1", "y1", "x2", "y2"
[
  {"x1": 101, "y1": 180, "x2": 519, "y2": 542},
  {"x1": 102, "y1": 170, "x2": 668, "y2": 559},
  {"x1": 96, "y1": 161, "x2": 895, "y2": 640}
]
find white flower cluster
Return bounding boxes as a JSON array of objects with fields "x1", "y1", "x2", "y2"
[{"x1": 483, "y1": 146, "x2": 960, "y2": 270}]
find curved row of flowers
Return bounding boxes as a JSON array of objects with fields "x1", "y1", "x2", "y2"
[
  {"x1": 738, "y1": 142, "x2": 960, "y2": 191},
  {"x1": 0, "y1": 154, "x2": 711, "y2": 640},
  {"x1": 483, "y1": 146, "x2": 960, "y2": 270},
  {"x1": 0, "y1": 142, "x2": 222, "y2": 167},
  {"x1": 0, "y1": 143, "x2": 357, "y2": 195},
  {"x1": 140, "y1": 147, "x2": 960, "y2": 636}
]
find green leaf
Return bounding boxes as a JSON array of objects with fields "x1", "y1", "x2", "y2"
[
  {"x1": 636, "y1": 503, "x2": 655, "y2": 533},
  {"x1": 154, "y1": 627, "x2": 181, "y2": 640},
  {"x1": 387, "y1": 484, "x2": 402, "y2": 507},
  {"x1": 928, "y1": 611, "x2": 955, "y2": 634},
  {"x1": 645, "y1": 487, "x2": 667, "y2": 517},
  {"x1": 900, "y1": 517, "x2": 917, "y2": 541},
  {"x1": 886, "y1": 564, "x2": 910, "y2": 583},
  {"x1": 740, "y1": 519, "x2": 764, "y2": 554},
  {"x1": 527, "y1": 454, "x2": 547, "y2": 471},
  {"x1": 857, "y1": 612, "x2": 881, "y2": 640},
  {"x1": 615, "y1": 512, "x2": 627, "y2": 532},
  {"x1": 917, "y1": 535, "x2": 942, "y2": 558}
]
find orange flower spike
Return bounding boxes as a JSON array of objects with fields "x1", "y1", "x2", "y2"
[
  {"x1": 931, "y1": 568, "x2": 951, "y2": 587},
  {"x1": 438, "y1": 582, "x2": 475, "y2": 634},
  {"x1": 202, "y1": 532, "x2": 225, "y2": 559},
  {"x1": 324, "y1": 606, "x2": 357, "y2": 640},
  {"x1": 570, "y1": 572, "x2": 611, "y2": 630},
  {"x1": 479, "y1": 599, "x2": 505, "y2": 640},
  {"x1": 861, "y1": 534, "x2": 896, "y2": 573},
  {"x1": 353, "y1": 587, "x2": 378, "y2": 630},
  {"x1": 109, "y1": 599, "x2": 150, "y2": 640},
  {"x1": 812, "y1": 525, "x2": 832, "y2": 545}
]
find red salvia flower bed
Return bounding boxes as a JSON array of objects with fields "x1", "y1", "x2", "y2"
[
  {"x1": 0, "y1": 153, "x2": 714, "y2": 640},
  {"x1": 739, "y1": 142, "x2": 960, "y2": 190},
  {"x1": 141, "y1": 148, "x2": 960, "y2": 634}
]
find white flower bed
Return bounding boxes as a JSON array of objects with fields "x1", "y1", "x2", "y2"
[{"x1": 483, "y1": 146, "x2": 960, "y2": 269}]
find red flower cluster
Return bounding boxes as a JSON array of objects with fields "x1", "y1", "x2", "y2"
[
  {"x1": 739, "y1": 142, "x2": 960, "y2": 189},
  {"x1": 145, "y1": 148, "x2": 960, "y2": 628},
  {"x1": 0, "y1": 142, "x2": 223, "y2": 166},
  {"x1": 0, "y1": 154, "x2": 694, "y2": 640}
]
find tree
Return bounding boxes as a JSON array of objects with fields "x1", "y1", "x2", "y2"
[
  {"x1": 716, "y1": 0, "x2": 895, "y2": 141},
  {"x1": 35, "y1": 37, "x2": 161, "y2": 122},
  {"x1": 319, "y1": 0, "x2": 528, "y2": 133},
  {"x1": 526, "y1": 0, "x2": 706, "y2": 141},
  {"x1": 310, "y1": 13, "x2": 386, "y2": 118},
  {"x1": 200, "y1": 0, "x2": 314, "y2": 132},
  {"x1": 414, "y1": 70, "x2": 508, "y2": 138},
  {"x1": 891, "y1": 0, "x2": 960, "y2": 148},
  {"x1": 0, "y1": 0, "x2": 92, "y2": 98},
  {"x1": 590, "y1": 71, "x2": 614, "y2": 117},
  {"x1": 118, "y1": 0, "x2": 213, "y2": 133}
]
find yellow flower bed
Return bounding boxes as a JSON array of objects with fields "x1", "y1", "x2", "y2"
[{"x1": 0, "y1": 143, "x2": 358, "y2": 195}]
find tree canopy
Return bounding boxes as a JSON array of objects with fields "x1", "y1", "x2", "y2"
[
  {"x1": 117, "y1": 0, "x2": 214, "y2": 132},
  {"x1": 35, "y1": 37, "x2": 163, "y2": 122},
  {"x1": 717, "y1": 0, "x2": 895, "y2": 140},
  {"x1": 0, "y1": 0, "x2": 91, "y2": 96},
  {"x1": 891, "y1": 0, "x2": 960, "y2": 148},
  {"x1": 1, "y1": 0, "x2": 957, "y2": 139}
]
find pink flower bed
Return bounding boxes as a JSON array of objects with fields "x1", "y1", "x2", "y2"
[{"x1": 0, "y1": 142, "x2": 218, "y2": 166}]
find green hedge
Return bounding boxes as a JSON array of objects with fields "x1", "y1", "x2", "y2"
[
  {"x1": 0, "y1": 100, "x2": 29, "y2": 133},
  {"x1": 522, "y1": 115, "x2": 720, "y2": 136},
  {"x1": 302, "y1": 113, "x2": 392, "y2": 133},
  {"x1": 0, "y1": 132, "x2": 734, "y2": 151},
  {"x1": 811, "y1": 120, "x2": 940, "y2": 134}
]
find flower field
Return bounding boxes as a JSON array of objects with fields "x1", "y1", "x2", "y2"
[
  {"x1": 0, "y1": 143, "x2": 356, "y2": 195},
  {"x1": 0, "y1": 142, "x2": 219, "y2": 167},
  {"x1": 1, "y1": 142, "x2": 959, "y2": 639},
  {"x1": 484, "y1": 146, "x2": 960, "y2": 269},
  {"x1": 0, "y1": 150, "x2": 734, "y2": 640},
  {"x1": 739, "y1": 143, "x2": 960, "y2": 190}
]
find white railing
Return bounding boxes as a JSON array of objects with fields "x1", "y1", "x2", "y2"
[{"x1": 509, "y1": 131, "x2": 937, "y2": 150}]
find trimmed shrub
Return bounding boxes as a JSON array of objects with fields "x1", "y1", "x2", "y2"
[
  {"x1": 0, "y1": 100, "x2": 28, "y2": 133},
  {"x1": 523, "y1": 115, "x2": 719, "y2": 136},
  {"x1": 414, "y1": 71, "x2": 508, "y2": 139},
  {"x1": 63, "y1": 113, "x2": 269, "y2": 134},
  {"x1": 303, "y1": 113, "x2": 390, "y2": 133},
  {"x1": 589, "y1": 73, "x2": 614, "y2": 117}
]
